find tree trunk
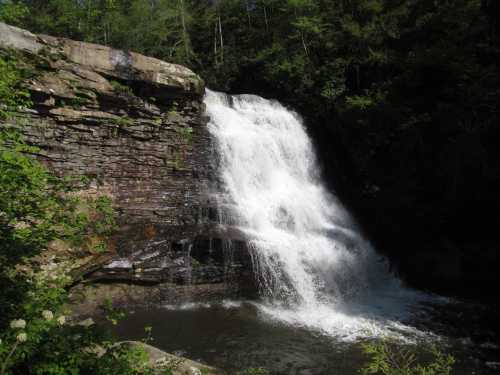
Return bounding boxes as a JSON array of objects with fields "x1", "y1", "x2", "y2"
[
  {"x1": 355, "y1": 64, "x2": 360, "y2": 89},
  {"x1": 246, "y1": 0, "x2": 252, "y2": 28},
  {"x1": 294, "y1": 8, "x2": 308, "y2": 56},
  {"x1": 179, "y1": 0, "x2": 189, "y2": 57},
  {"x1": 214, "y1": 21, "x2": 218, "y2": 66},
  {"x1": 301, "y1": 33, "x2": 308, "y2": 56},
  {"x1": 218, "y1": 15, "x2": 224, "y2": 62},
  {"x1": 263, "y1": 5, "x2": 269, "y2": 31}
]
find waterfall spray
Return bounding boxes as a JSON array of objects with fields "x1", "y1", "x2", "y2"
[{"x1": 204, "y1": 89, "x2": 434, "y2": 340}]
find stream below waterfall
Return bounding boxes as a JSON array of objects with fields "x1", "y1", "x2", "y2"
[
  {"x1": 112, "y1": 90, "x2": 499, "y2": 374},
  {"x1": 111, "y1": 299, "x2": 499, "y2": 375}
]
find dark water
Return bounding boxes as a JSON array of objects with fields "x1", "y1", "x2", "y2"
[{"x1": 110, "y1": 300, "x2": 500, "y2": 375}]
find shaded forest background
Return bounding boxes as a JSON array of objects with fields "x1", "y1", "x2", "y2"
[{"x1": 1, "y1": 0, "x2": 499, "y2": 298}]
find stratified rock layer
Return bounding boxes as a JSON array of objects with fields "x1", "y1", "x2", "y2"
[{"x1": 0, "y1": 22, "x2": 253, "y2": 304}]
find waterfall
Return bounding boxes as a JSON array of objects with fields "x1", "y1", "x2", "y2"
[{"x1": 204, "y1": 90, "x2": 435, "y2": 341}]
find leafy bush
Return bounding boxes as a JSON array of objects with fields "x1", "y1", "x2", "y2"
[
  {"x1": 0, "y1": 53, "x2": 32, "y2": 119},
  {"x1": 0, "y1": 56, "x2": 148, "y2": 375},
  {"x1": 360, "y1": 340, "x2": 455, "y2": 375},
  {"x1": 0, "y1": 1, "x2": 28, "y2": 25},
  {"x1": 0, "y1": 130, "x2": 137, "y2": 374}
]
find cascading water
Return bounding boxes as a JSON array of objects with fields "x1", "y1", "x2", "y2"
[{"x1": 204, "y1": 89, "x2": 436, "y2": 341}]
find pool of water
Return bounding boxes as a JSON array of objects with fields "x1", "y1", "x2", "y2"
[{"x1": 110, "y1": 299, "x2": 500, "y2": 375}]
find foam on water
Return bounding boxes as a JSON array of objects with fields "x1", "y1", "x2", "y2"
[
  {"x1": 204, "y1": 89, "x2": 440, "y2": 341},
  {"x1": 162, "y1": 302, "x2": 212, "y2": 310}
]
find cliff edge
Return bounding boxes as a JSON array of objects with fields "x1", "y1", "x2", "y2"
[{"x1": 0, "y1": 22, "x2": 253, "y2": 309}]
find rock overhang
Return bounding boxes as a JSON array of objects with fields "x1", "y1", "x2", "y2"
[{"x1": 0, "y1": 22, "x2": 205, "y2": 99}]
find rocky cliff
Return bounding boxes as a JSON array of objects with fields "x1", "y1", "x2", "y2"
[{"x1": 0, "y1": 22, "x2": 253, "y2": 307}]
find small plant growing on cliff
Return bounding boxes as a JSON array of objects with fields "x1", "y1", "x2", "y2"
[
  {"x1": 112, "y1": 116, "x2": 134, "y2": 127},
  {"x1": 0, "y1": 53, "x2": 32, "y2": 119},
  {"x1": 168, "y1": 101, "x2": 179, "y2": 114},
  {"x1": 90, "y1": 241, "x2": 107, "y2": 254},
  {"x1": 177, "y1": 126, "x2": 193, "y2": 144},
  {"x1": 68, "y1": 95, "x2": 89, "y2": 109},
  {"x1": 143, "y1": 326, "x2": 153, "y2": 344},
  {"x1": 103, "y1": 298, "x2": 127, "y2": 326},
  {"x1": 360, "y1": 340, "x2": 455, "y2": 375},
  {"x1": 171, "y1": 152, "x2": 185, "y2": 171},
  {"x1": 92, "y1": 196, "x2": 117, "y2": 235},
  {"x1": 110, "y1": 80, "x2": 134, "y2": 97}
]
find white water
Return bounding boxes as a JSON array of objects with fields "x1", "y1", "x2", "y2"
[{"x1": 204, "y1": 90, "x2": 438, "y2": 341}]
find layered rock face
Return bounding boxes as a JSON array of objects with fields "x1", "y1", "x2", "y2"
[{"x1": 0, "y1": 23, "x2": 253, "y2": 303}]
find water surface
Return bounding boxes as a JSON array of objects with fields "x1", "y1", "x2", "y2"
[{"x1": 111, "y1": 300, "x2": 500, "y2": 375}]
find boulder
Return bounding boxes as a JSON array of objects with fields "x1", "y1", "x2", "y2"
[{"x1": 118, "y1": 341, "x2": 220, "y2": 375}]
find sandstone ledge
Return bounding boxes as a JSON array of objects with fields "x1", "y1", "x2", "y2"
[{"x1": 0, "y1": 22, "x2": 204, "y2": 97}]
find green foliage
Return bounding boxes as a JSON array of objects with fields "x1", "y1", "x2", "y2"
[
  {"x1": 360, "y1": 340, "x2": 455, "y2": 375},
  {"x1": 0, "y1": 88, "x2": 142, "y2": 374},
  {"x1": 0, "y1": 130, "x2": 67, "y2": 255},
  {"x1": 0, "y1": 130, "x2": 117, "y2": 256},
  {"x1": 0, "y1": 137, "x2": 146, "y2": 374},
  {"x1": 110, "y1": 80, "x2": 134, "y2": 97},
  {"x1": 92, "y1": 196, "x2": 117, "y2": 235},
  {"x1": 171, "y1": 153, "x2": 184, "y2": 171},
  {"x1": 112, "y1": 116, "x2": 135, "y2": 127},
  {"x1": 238, "y1": 367, "x2": 270, "y2": 375},
  {"x1": 0, "y1": 248, "x2": 154, "y2": 375},
  {"x1": 143, "y1": 326, "x2": 153, "y2": 344},
  {"x1": 0, "y1": 0, "x2": 28, "y2": 24},
  {"x1": 67, "y1": 95, "x2": 90, "y2": 109},
  {"x1": 97, "y1": 344, "x2": 151, "y2": 375},
  {"x1": 0, "y1": 53, "x2": 31, "y2": 119},
  {"x1": 2, "y1": 0, "x2": 196, "y2": 65},
  {"x1": 103, "y1": 297, "x2": 127, "y2": 326},
  {"x1": 177, "y1": 126, "x2": 193, "y2": 144},
  {"x1": 346, "y1": 95, "x2": 376, "y2": 111}
]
